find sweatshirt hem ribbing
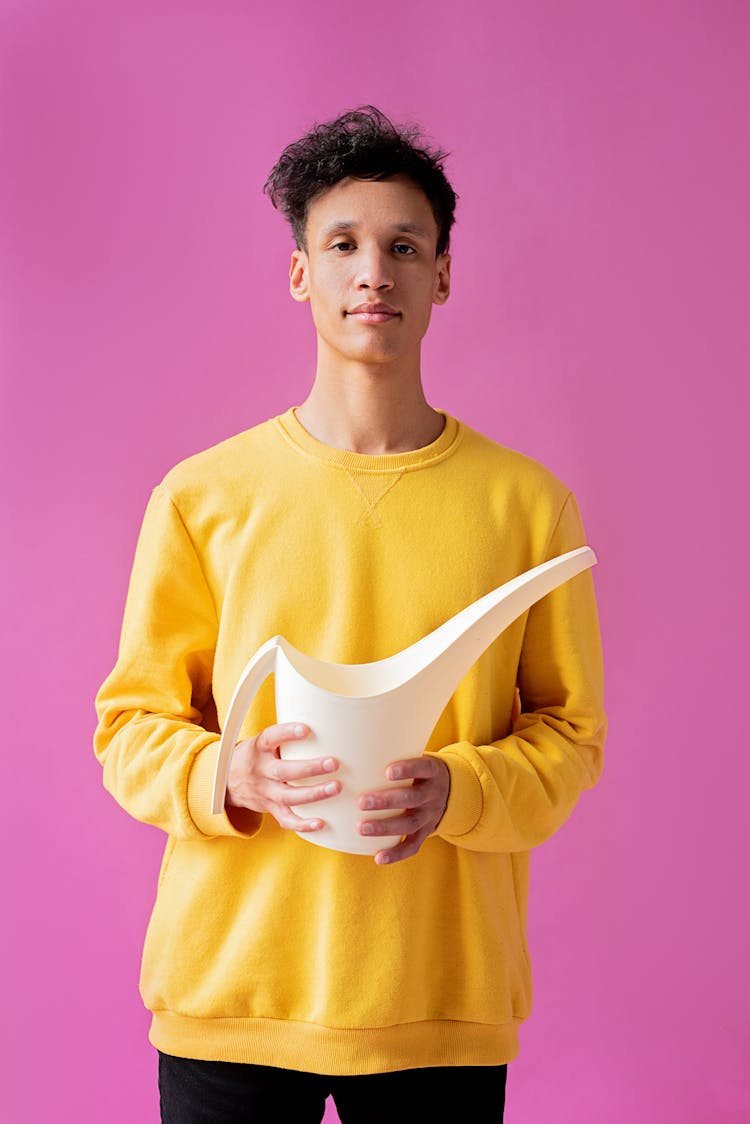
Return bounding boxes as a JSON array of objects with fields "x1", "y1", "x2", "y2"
[{"x1": 149, "y1": 1011, "x2": 521, "y2": 1073}]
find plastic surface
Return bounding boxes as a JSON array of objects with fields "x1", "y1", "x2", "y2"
[{"x1": 210, "y1": 545, "x2": 597, "y2": 854}]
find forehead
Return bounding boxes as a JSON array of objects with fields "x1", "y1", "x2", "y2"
[{"x1": 305, "y1": 175, "x2": 438, "y2": 243}]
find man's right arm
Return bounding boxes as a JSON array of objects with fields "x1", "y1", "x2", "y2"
[{"x1": 93, "y1": 484, "x2": 340, "y2": 841}]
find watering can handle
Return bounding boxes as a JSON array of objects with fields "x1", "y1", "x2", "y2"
[{"x1": 210, "y1": 638, "x2": 278, "y2": 815}]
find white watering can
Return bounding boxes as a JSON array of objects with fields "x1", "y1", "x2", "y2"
[{"x1": 211, "y1": 545, "x2": 597, "y2": 854}]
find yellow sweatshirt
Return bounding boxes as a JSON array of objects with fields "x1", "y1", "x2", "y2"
[{"x1": 93, "y1": 407, "x2": 606, "y2": 1074}]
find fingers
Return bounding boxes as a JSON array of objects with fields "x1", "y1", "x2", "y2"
[
  {"x1": 227, "y1": 723, "x2": 341, "y2": 832},
  {"x1": 252, "y1": 723, "x2": 339, "y2": 783},
  {"x1": 247, "y1": 770, "x2": 340, "y2": 832},
  {"x1": 358, "y1": 755, "x2": 451, "y2": 864},
  {"x1": 358, "y1": 784, "x2": 426, "y2": 813},
  {"x1": 268, "y1": 802, "x2": 327, "y2": 833},
  {"x1": 358, "y1": 781, "x2": 440, "y2": 839},
  {"x1": 268, "y1": 755, "x2": 340, "y2": 784},
  {"x1": 359, "y1": 807, "x2": 430, "y2": 839},
  {"x1": 358, "y1": 755, "x2": 448, "y2": 815},
  {"x1": 382, "y1": 756, "x2": 442, "y2": 782},
  {"x1": 254, "y1": 722, "x2": 311, "y2": 752},
  {"x1": 267, "y1": 776, "x2": 342, "y2": 807},
  {"x1": 374, "y1": 825, "x2": 432, "y2": 865},
  {"x1": 511, "y1": 681, "x2": 522, "y2": 723}
]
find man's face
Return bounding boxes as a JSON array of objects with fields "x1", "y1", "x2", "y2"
[{"x1": 289, "y1": 174, "x2": 450, "y2": 367}]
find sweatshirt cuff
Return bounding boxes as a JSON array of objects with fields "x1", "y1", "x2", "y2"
[
  {"x1": 432, "y1": 745, "x2": 484, "y2": 839},
  {"x1": 187, "y1": 738, "x2": 264, "y2": 839}
]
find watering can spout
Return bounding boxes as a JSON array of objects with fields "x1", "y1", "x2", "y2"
[{"x1": 391, "y1": 544, "x2": 598, "y2": 724}]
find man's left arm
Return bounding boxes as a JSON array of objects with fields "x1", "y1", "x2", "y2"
[{"x1": 359, "y1": 491, "x2": 607, "y2": 864}]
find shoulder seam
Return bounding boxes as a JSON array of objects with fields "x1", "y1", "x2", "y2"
[
  {"x1": 542, "y1": 490, "x2": 574, "y2": 561},
  {"x1": 157, "y1": 483, "x2": 220, "y2": 628}
]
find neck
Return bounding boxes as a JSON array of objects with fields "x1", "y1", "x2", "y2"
[{"x1": 294, "y1": 347, "x2": 444, "y2": 455}]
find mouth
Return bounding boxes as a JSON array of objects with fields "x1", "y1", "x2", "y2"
[{"x1": 345, "y1": 304, "x2": 401, "y2": 324}]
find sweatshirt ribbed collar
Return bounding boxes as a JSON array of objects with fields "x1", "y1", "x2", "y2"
[{"x1": 274, "y1": 407, "x2": 461, "y2": 474}]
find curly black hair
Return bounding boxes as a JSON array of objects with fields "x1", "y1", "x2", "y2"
[{"x1": 263, "y1": 105, "x2": 458, "y2": 257}]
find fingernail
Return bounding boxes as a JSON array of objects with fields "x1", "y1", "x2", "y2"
[
  {"x1": 324, "y1": 782, "x2": 338, "y2": 795},
  {"x1": 361, "y1": 797, "x2": 375, "y2": 810},
  {"x1": 322, "y1": 758, "x2": 337, "y2": 771},
  {"x1": 293, "y1": 724, "x2": 306, "y2": 736},
  {"x1": 361, "y1": 823, "x2": 375, "y2": 835},
  {"x1": 377, "y1": 853, "x2": 391, "y2": 864},
  {"x1": 389, "y1": 767, "x2": 402, "y2": 780}
]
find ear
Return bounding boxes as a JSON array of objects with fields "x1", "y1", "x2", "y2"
[
  {"x1": 289, "y1": 248, "x2": 310, "y2": 303},
  {"x1": 432, "y1": 253, "x2": 451, "y2": 306}
]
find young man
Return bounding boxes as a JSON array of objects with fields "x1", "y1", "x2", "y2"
[{"x1": 94, "y1": 105, "x2": 607, "y2": 1123}]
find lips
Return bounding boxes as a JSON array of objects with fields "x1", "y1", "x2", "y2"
[{"x1": 346, "y1": 302, "x2": 401, "y2": 323}]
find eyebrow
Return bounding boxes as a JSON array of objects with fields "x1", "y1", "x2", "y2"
[{"x1": 319, "y1": 220, "x2": 429, "y2": 239}]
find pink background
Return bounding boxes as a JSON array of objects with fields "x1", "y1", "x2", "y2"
[{"x1": 2, "y1": 1, "x2": 748, "y2": 1121}]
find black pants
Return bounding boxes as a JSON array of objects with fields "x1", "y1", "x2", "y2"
[{"x1": 158, "y1": 1050, "x2": 507, "y2": 1123}]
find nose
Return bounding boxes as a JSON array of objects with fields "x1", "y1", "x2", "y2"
[{"x1": 354, "y1": 244, "x2": 394, "y2": 291}]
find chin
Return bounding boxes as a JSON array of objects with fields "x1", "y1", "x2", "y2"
[
  {"x1": 329, "y1": 339, "x2": 398, "y2": 363},
  {"x1": 352, "y1": 349, "x2": 402, "y2": 365}
]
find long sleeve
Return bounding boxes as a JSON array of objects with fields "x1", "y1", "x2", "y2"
[
  {"x1": 433, "y1": 491, "x2": 607, "y2": 853},
  {"x1": 93, "y1": 484, "x2": 259, "y2": 840}
]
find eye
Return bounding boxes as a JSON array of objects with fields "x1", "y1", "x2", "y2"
[
  {"x1": 331, "y1": 241, "x2": 354, "y2": 252},
  {"x1": 393, "y1": 243, "x2": 416, "y2": 255}
]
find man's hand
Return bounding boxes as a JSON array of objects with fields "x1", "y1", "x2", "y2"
[
  {"x1": 358, "y1": 754, "x2": 450, "y2": 866},
  {"x1": 226, "y1": 723, "x2": 341, "y2": 832}
]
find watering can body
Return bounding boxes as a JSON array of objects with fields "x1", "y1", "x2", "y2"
[{"x1": 210, "y1": 545, "x2": 598, "y2": 854}]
